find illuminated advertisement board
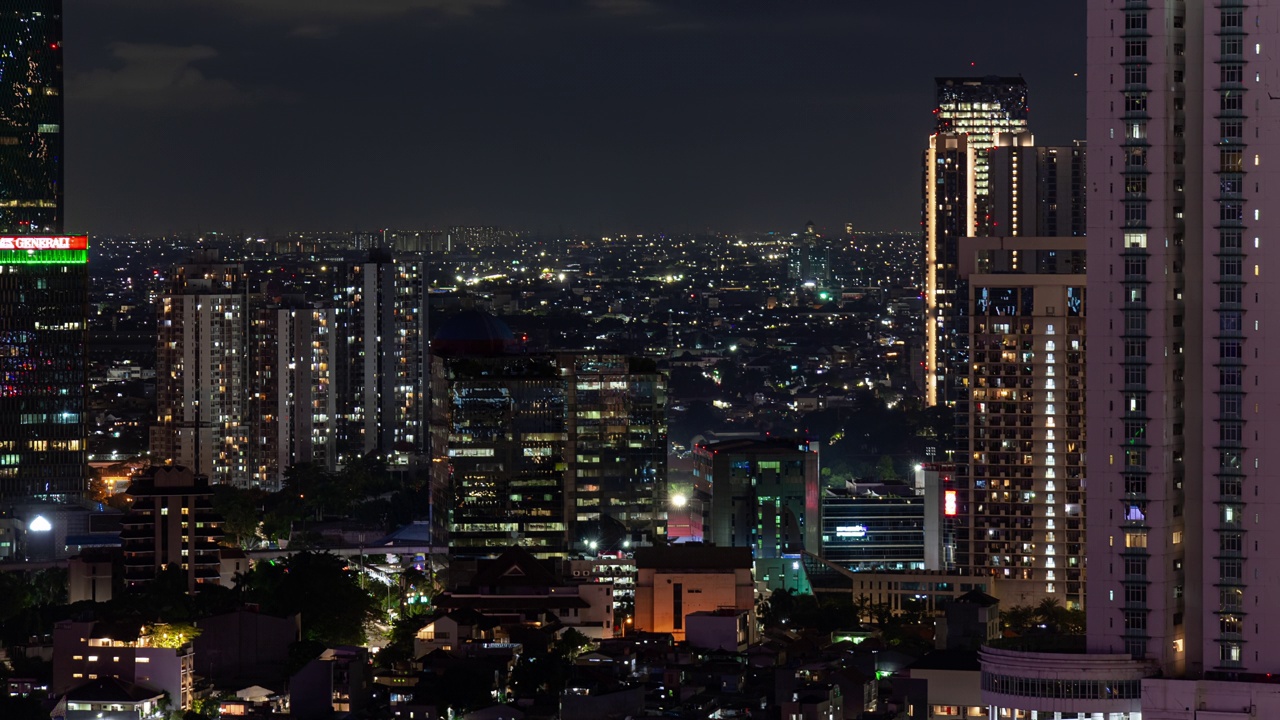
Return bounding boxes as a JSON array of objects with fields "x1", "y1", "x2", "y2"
[
  {"x1": 0, "y1": 235, "x2": 89, "y2": 264},
  {"x1": 944, "y1": 489, "x2": 958, "y2": 517}
]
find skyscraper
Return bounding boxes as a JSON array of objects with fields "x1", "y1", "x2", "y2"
[
  {"x1": 332, "y1": 249, "x2": 428, "y2": 469},
  {"x1": 988, "y1": 136, "x2": 1089, "y2": 238},
  {"x1": 0, "y1": 234, "x2": 87, "y2": 501},
  {"x1": 430, "y1": 312, "x2": 669, "y2": 558},
  {"x1": 787, "y1": 221, "x2": 831, "y2": 287},
  {"x1": 558, "y1": 352, "x2": 667, "y2": 546},
  {"x1": 0, "y1": 3, "x2": 81, "y2": 505},
  {"x1": 152, "y1": 254, "x2": 254, "y2": 488},
  {"x1": 0, "y1": 1, "x2": 62, "y2": 234},
  {"x1": 249, "y1": 296, "x2": 339, "y2": 489},
  {"x1": 923, "y1": 132, "x2": 977, "y2": 408},
  {"x1": 430, "y1": 312, "x2": 569, "y2": 559},
  {"x1": 958, "y1": 237, "x2": 1087, "y2": 609},
  {"x1": 1087, "y1": 0, "x2": 1280, "y2": 680},
  {"x1": 935, "y1": 76, "x2": 1030, "y2": 233},
  {"x1": 977, "y1": 3, "x2": 1280, "y2": 717}
]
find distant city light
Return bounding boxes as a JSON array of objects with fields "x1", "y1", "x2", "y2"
[
  {"x1": 29, "y1": 516, "x2": 51, "y2": 532},
  {"x1": 671, "y1": 494, "x2": 688, "y2": 508}
]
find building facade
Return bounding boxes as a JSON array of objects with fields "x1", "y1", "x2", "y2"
[
  {"x1": 152, "y1": 255, "x2": 254, "y2": 488},
  {"x1": 120, "y1": 466, "x2": 223, "y2": 592},
  {"x1": 923, "y1": 132, "x2": 977, "y2": 409},
  {"x1": 934, "y1": 76, "x2": 1030, "y2": 235},
  {"x1": 696, "y1": 437, "x2": 820, "y2": 592},
  {"x1": 989, "y1": 137, "x2": 1089, "y2": 238},
  {"x1": 558, "y1": 352, "x2": 667, "y2": 546},
  {"x1": 787, "y1": 221, "x2": 831, "y2": 286},
  {"x1": 432, "y1": 312, "x2": 667, "y2": 558},
  {"x1": 820, "y1": 486, "x2": 928, "y2": 571},
  {"x1": 1087, "y1": 0, "x2": 1280, "y2": 679},
  {"x1": 633, "y1": 546, "x2": 754, "y2": 642},
  {"x1": 250, "y1": 298, "x2": 338, "y2": 490},
  {"x1": 958, "y1": 237, "x2": 1087, "y2": 610},
  {"x1": 0, "y1": 235, "x2": 87, "y2": 501},
  {"x1": 332, "y1": 250, "x2": 428, "y2": 469},
  {"x1": 974, "y1": 3, "x2": 1280, "y2": 717},
  {"x1": 0, "y1": 1, "x2": 62, "y2": 234},
  {"x1": 53, "y1": 619, "x2": 195, "y2": 711}
]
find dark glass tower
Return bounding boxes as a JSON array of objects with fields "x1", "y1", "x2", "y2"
[
  {"x1": 0, "y1": 1, "x2": 80, "y2": 503},
  {"x1": 0, "y1": 1, "x2": 63, "y2": 233},
  {"x1": 0, "y1": 235, "x2": 88, "y2": 501}
]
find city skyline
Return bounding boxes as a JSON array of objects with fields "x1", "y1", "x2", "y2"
[{"x1": 64, "y1": 1, "x2": 1083, "y2": 235}]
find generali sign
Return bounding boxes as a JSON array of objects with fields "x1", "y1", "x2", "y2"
[{"x1": 0, "y1": 235, "x2": 88, "y2": 250}]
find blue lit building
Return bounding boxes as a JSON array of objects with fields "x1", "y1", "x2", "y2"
[{"x1": 820, "y1": 485, "x2": 928, "y2": 571}]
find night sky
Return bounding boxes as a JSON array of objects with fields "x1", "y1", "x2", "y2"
[{"x1": 65, "y1": 1, "x2": 1084, "y2": 236}]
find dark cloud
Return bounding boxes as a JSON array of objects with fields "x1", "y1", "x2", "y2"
[
  {"x1": 202, "y1": 0, "x2": 506, "y2": 21},
  {"x1": 64, "y1": 2, "x2": 1085, "y2": 234},
  {"x1": 69, "y1": 43, "x2": 275, "y2": 111}
]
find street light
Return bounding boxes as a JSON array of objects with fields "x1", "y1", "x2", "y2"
[{"x1": 671, "y1": 494, "x2": 687, "y2": 508}]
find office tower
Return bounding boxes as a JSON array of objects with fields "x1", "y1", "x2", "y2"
[
  {"x1": 152, "y1": 254, "x2": 255, "y2": 488},
  {"x1": 430, "y1": 312, "x2": 669, "y2": 558},
  {"x1": 120, "y1": 466, "x2": 223, "y2": 592},
  {"x1": 696, "y1": 438, "x2": 820, "y2": 592},
  {"x1": 1087, "y1": 0, "x2": 1280, "y2": 682},
  {"x1": 989, "y1": 136, "x2": 1089, "y2": 238},
  {"x1": 958, "y1": 237, "x2": 1087, "y2": 609},
  {"x1": 0, "y1": 234, "x2": 87, "y2": 501},
  {"x1": 787, "y1": 221, "x2": 831, "y2": 286},
  {"x1": 332, "y1": 249, "x2": 428, "y2": 469},
  {"x1": 923, "y1": 132, "x2": 977, "y2": 408},
  {"x1": 0, "y1": 1, "x2": 62, "y2": 234},
  {"x1": 430, "y1": 311, "x2": 568, "y2": 559},
  {"x1": 249, "y1": 297, "x2": 338, "y2": 490},
  {"x1": 558, "y1": 352, "x2": 667, "y2": 546},
  {"x1": 820, "y1": 484, "x2": 931, "y2": 572},
  {"x1": 934, "y1": 76, "x2": 1030, "y2": 231}
]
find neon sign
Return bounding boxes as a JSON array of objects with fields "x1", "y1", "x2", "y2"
[
  {"x1": 0, "y1": 236, "x2": 87, "y2": 250},
  {"x1": 0, "y1": 235, "x2": 88, "y2": 265}
]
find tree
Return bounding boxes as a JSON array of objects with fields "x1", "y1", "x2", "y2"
[
  {"x1": 553, "y1": 628, "x2": 592, "y2": 662},
  {"x1": 760, "y1": 588, "x2": 796, "y2": 627},
  {"x1": 239, "y1": 552, "x2": 378, "y2": 645},
  {"x1": 874, "y1": 455, "x2": 899, "y2": 482},
  {"x1": 0, "y1": 572, "x2": 30, "y2": 623},
  {"x1": 211, "y1": 485, "x2": 266, "y2": 549}
]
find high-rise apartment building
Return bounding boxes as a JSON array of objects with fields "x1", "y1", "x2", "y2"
[
  {"x1": 249, "y1": 297, "x2": 338, "y2": 489},
  {"x1": 935, "y1": 76, "x2": 1030, "y2": 231},
  {"x1": 332, "y1": 249, "x2": 428, "y2": 469},
  {"x1": 1087, "y1": 0, "x2": 1280, "y2": 681},
  {"x1": 152, "y1": 255, "x2": 255, "y2": 488},
  {"x1": 153, "y1": 249, "x2": 427, "y2": 491},
  {"x1": 0, "y1": 1, "x2": 62, "y2": 233},
  {"x1": 958, "y1": 236, "x2": 1087, "y2": 610},
  {"x1": 787, "y1": 221, "x2": 831, "y2": 286},
  {"x1": 0, "y1": 235, "x2": 87, "y2": 501},
  {"x1": 976, "y1": 3, "x2": 1280, "y2": 717},
  {"x1": 923, "y1": 132, "x2": 977, "y2": 408},
  {"x1": 989, "y1": 136, "x2": 1089, "y2": 238},
  {"x1": 119, "y1": 465, "x2": 223, "y2": 592}
]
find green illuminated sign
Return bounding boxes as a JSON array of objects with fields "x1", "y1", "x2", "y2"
[{"x1": 0, "y1": 249, "x2": 87, "y2": 265}]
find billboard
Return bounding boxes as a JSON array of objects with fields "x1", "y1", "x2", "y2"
[{"x1": 0, "y1": 235, "x2": 89, "y2": 264}]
